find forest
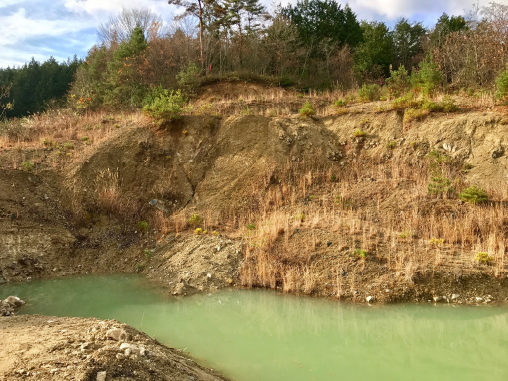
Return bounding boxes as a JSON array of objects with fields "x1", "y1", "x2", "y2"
[{"x1": 1, "y1": 1, "x2": 508, "y2": 117}]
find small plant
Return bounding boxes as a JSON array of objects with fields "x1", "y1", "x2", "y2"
[
  {"x1": 386, "y1": 141, "x2": 397, "y2": 149},
  {"x1": 240, "y1": 106, "x2": 253, "y2": 115},
  {"x1": 459, "y1": 186, "x2": 488, "y2": 204},
  {"x1": 176, "y1": 62, "x2": 201, "y2": 94},
  {"x1": 330, "y1": 174, "x2": 337, "y2": 182},
  {"x1": 21, "y1": 161, "x2": 34, "y2": 172},
  {"x1": 137, "y1": 220, "x2": 149, "y2": 232},
  {"x1": 144, "y1": 249, "x2": 154, "y2": 260},
  {"x1": 212, "y1": 230, "x2": 219, "y2": 236},
  {"x1": 428, "y1": 175, "x2": 452, "y2": 195},
  {"x1": 203, "y1": 230, "x2": 208, "y2": 234},
  {"x1": 404, "y1": 108, "x2": 428, "y2": 123},
  {"x1": 354, "y1": 129, "x2": 367, "y2": 138},
  {"x1": 495, "y1": 64, "x2": 508, "y2": 102},
  {"x1": 386, "y1": 65, "x2": 411, "y2": 98},
  {"x1": 143, "y1": 86, "x2": 185, "y2": 125},
  {"x1": 475, "y1": 252, "x2": 494, "y2": 264},
  {"x1": 194, "y1": 228, "x2": 203, "y2": 235},
  {"x1": 188, "y1": 214, "x2": 203, "y2": 226},
  {"x1": 81, "y1": 136, "x2": 89, "y2": 142},
  {"x1": 42, "y1": 138, "x2": 51, "y2": 146},
  {"x1": 353, "y1": 249, "x2": 367, "y2": 258},
  {"x1": 440, "y1": 96, "x2": 458, "y2": 112},
  {"x1": 308, "y1": 195, "x2": 316, "y2": 201},
  {"x1": 411, "y1": 59, "x2": 444, "y2": 97},
  {"x1": 135, "y1": 263, "x2": 145, "y2": 272},
  {"x1": 391, "y1": 93, "x2": 422, "y2": 110},
  {"x1": 299, "y1": 101, "x2": 315, "y2": 117},
  {"x1": 297, "y1": 93, "x2": 304, "y2": 98},
  {"x1": 358, "y1": 84, "x2": 381, "y2": 102},
  {"x1": 246, "y1": 223, "x2": 256, "y2": 231},
  {"x1": 294, "y1": 213, "x2": 306, "y2": 222},
  {"x1": 63, "y1": 142, "x2": 74, "y2": 150},
  {"x1": 335, "y1": 99, "x2": 347, "y2": 107},
  {"x1": 335, "y1": 196, "x2": 353, "y2": 208},
  {"x1": 462, "y1": 163, "x2": 474, "y2": 173},
  {"x1": 399, "y1": 230, "x2": 412, "y2": 239},
  {"x1": 429, "y1": 238, "x2": 444, "y2": 246}
]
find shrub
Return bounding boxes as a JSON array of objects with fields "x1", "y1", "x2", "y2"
[
  {"x1": 176, "y1": 63, "x2": 201, "y2": 94},
  {"x1": 386, "y1": 65, "x2": 411, "y2": 98},
  {"x1": 459, "y1": 186, "x2": 488, "y2": 204},
  {"x1": 143, "y1": 87, "x2": 185, "y2": 125},
  {"x1": 411, "y1": 59, "x2": 444, "y2": 97},
  {"x1": 391, "y1": 93, "x2": 422, "y2": 109},
  {"x1": 194, "y1": 228, "x2": 203, "y2": 235},
  {"x1": 428, "y1": 175, "x2": 452, "y2": 195},
  {"x1": 358, "y1": 84, "x2": 381, "y2": 102},
  {"x1": 475, "y1": 252, "x2": 494, "y2": 264},
  {"x1": 335, "y1": 99, "x2": 347, "y2": 107},
  {"x1": 188, "y1": 214, "x2": 203, "y2": 226},
  {"x1": 353, "y1": 249, "x2": 367, "y2": 258},
  {"x1": 440, "y1": 96, "x2": 458, "y2": 112},
  {"x1": 404, "y1": 108, "x2": 428, "y2": 123},
  {"x1": 21, "y1": 161, "x2": 34, "y2": 172},
  {"x1": 354, "y1": 129, "x2": 367, "y2": 137},
  {"x1": 137, "y1": 221, "x2": 149, "y2": 232},
  {"x1": 299, "y1": 101, "x2": 315, "y2": 117},
  {"x1": 495, "y1": 64, "x2": 508, "y2": 102}
]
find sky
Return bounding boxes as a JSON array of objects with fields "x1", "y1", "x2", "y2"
[{"x1": 0, "y1": 0, "x2": 498, "y2": 68}]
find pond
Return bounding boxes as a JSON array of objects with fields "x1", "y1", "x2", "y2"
[{"x1": 2, "y1": 274, "x2": 507, "y2": 381}]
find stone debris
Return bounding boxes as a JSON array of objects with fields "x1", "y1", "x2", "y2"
[
  {"x1": 366, "y1": 296, "x2": 375, "y2": 303},
  {"x1": 106, "y1": 328, "x2": 129, "y2": 342},
  {"x1": 96, "y1": 371, "x2": 107, "y2": 381},
  {"x1": 1, "y1": 295, "x2": 25, "y2": 316},
  {"x1": 120, "y1": 342, "x2": 147, "y2": 357}
]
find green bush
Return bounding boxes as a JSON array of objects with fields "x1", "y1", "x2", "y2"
[
  {"x1": 411, "y1": 59, "x2": 443, "y2": 97},
  {"x1": 176, "y1": 63, "x2": 201, "y2": 94},
  {"x1": 428, "y1": 175, "x2": 452, "y2": 195},
  {"x1": 353, "y1": 249, "x2": 367, "y2": 258},
  {"x1": 358, "y1": 84, "x2": 381, "y2": 102},
  {"x1": 188, "y1": 214, "x2": 203, "y2": 226},
  {"x1": 391, "y1": 93, "x2": 422, "y2": 109},
  {"x1": 475, "y1": 252, "x2": 494, "y2": 264},
  {"x1": 246, "y1": 223, "x2": 256, "y2": 230},
  {"x1": 459, "y1": 186, "x2": 488, "y2": 204},
  {"x1": 335, "y1": 99, "x2": 347, "y2": 107},
  {"x1": 137, "y1": 220, "x2": 149, "y2": 232},
  {"x1": 495, "y1": 64, "x2": 508, "y2": 102},
  {"x1": 299, "y1": 101, "x2": 315, "y2": 117},
  {"x1": 143, "y1": 88, "x2": 185, "y2": 125},
  {"x1": 440, "y1": 96, "x2": 458, "y2": 112},
  {"x1": 354, "y1": 128, "x2": 367, "y2": 137},
  {"x1": 21, "y1": 161, "x2": 34, "y2": 172},
  {"x1": 386, "y1": 66, "x2": 411, "y2": 98}
]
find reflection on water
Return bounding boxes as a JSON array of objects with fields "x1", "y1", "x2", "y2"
[{"x1": 2, "y1": 275, "x2": 508, "y2": 381}]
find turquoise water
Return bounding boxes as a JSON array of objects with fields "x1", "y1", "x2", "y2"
[{"x1": 2, "y1": 274, "x2": 508, "y2": 381}]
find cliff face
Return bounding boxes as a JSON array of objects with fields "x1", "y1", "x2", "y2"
[{"x1": 1, "y1": 107, "x2": 508, "y2": 303}]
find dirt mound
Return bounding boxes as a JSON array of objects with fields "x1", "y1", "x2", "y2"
[{"x1": 0, "y1": 315, "x2": 228, "y2": 380}]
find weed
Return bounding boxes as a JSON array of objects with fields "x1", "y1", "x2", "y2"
[
  {"x1": 63, "y1": 142, "x2": 74, "y2": 150},
  {"x1": 334, "y1": 99, "x2": 347, "y2": 107},
  {"x1": 137, "y1": 220, "x2": 149, "y2": 232},
  {"x1": 21, "y1": 161, "x2": 34, "y2": 172},
  {"x1": 404, "y1": 108, "x2": 428, "y2": 123},
  {"x1": 135, "y1": 263, "x2": 145, "y2": 272},
  {"x1": 194, "y1": 228, "x2": 203, "y2": 234},
  {"x1": 240, "y1": 106, "x2": 254, "y2": 115},
  {"x1": 428, "y1": 175, "x2": 453, "y2": 195},
  {"x1": 299, "y1": 101, "x2": 315, "y2": 117},
  {"x1": 459, "y1": 186, "x2": 488, "y2": 204},
  {"x1": 188, "y1": 214, "x2": 203, "y2": 226},
  {"x1": 246, "y1": 223, "x2": 256, "y2": 230},
  {"x1": 294, "y1": 213, "x2": 306, "y2": 222},
  {"x1": 475, "y1": 252, "x2": 494, "y2": 264},
  {"x1": 358, "y1": 84, "x2": 381, "y2": 102},
  {"x1": 353, "y1": 249, "x2": 367, "y2": 258},
  {"x1": 81, "y1": 136, "x2": 89, "y2": 142},
  {"x1": 144, "y1": 249, "x2": 154, "y2": 260},
  {"x1": 354, "y1": 129, "x2": 367, "y2": 137},
  {"x1": 429, "y1": 238, "x2": 444, "y2": 246},
  {"x1": 386, "y1": 141, "x2": 397, "y2": 149}
]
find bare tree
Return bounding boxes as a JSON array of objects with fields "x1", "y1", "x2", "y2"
[
  {"x1": 98, "y1": 8, "x2": 169, "y2": 47},
  {"x1": 0, "y1": 85, "x2": 13, "y2": 121}
]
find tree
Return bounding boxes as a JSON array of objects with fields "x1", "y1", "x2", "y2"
[
  {"x1": 98, "y1": 8, "x2": 167, "y2": 47},
  {"x1": 428, "y1": 13, "x2": 467, "y2": 48},
  {"x1": 353, "y1": 22, "x2": 393, "y2": 81},
  {"x1": 169, "y1": 0, "x2": 222, "y2": 67},
  {"x1": 392, "y1": 18, "x2": 426, "y2": 71},
  {"x1": 281, "y1": 0, "x2": 362, "y2": 51}
]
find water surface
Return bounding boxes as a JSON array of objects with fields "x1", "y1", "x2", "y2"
[{"x1": 2, "y1": 274, "x2": 507, "y2": 381}]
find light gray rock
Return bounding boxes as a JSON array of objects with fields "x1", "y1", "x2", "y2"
[
  {"x1": 106, "y1": 328, "x2": 129, "y2": 342},
  {"x1": 451, "y1": 294, "x2": 460, "y2": 301},
  {"x1": 433, "y1": 296, "x2": 443, "y2": 303},
  {"x1": 120, "y1": 343, "x2": 146, "y2": 357},
  {"x1": 4, "y1": 296, "x2": 25, "y2": 307},
  {"x1": 366, "y1": 296, "x2": 375, "y2": 303},
  {"x1": 96, "y1": 371, "x2": 107, "y2": 381}
]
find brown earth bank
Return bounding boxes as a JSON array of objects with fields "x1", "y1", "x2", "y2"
[
  {"x1": 0, "y1": 315, "x2": 228, "y2": 381},
  {"x1": 1, "y1": 88, "x2": 508, "y2": 306}
]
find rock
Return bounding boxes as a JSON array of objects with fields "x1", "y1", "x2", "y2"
[
  {"x1": 475, "y1": 297, "x2": 483, "y2": 302},
  {"x1": 120, "y1": 343, "x2": 146, "y2": 357},
  {"x1": 106, "y1": 328, "x2": 129, "y2": 342},
  {"x1": 217, "y1": 246, "x2": 221, "y2": 252},
  {"x1": 4, "y1": 296, "x2": 25, "y2": 307},
  {"x1": 433, "y1": 296, "x2": 443, "y2": 303},
  {"x1": 366, "y1": 296, "x2": 375, "y2": 303},
  {"x1": 451, "y1": 294, "x2": 460, "y2": 301},
  {"x1": 96, "y1": 371, "x2": 107, "y2": 381},
  {"x1": 492, "y1": 147, "x2": 504, "y2": 159},
  {"x1": 327, "y1": 241, "x2": 332, "y2": 247}
]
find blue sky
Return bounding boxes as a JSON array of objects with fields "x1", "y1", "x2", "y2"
[{"x1": 0, "y1": 0, "x2": 493, "y2": 68}]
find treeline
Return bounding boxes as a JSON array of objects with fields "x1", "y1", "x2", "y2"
[
  {"x1": 3, "y1": 1, "x2": 508, "y2": 116},
  {"x1": 0, "y1": 57, "x2": 81, "y2": 118}
]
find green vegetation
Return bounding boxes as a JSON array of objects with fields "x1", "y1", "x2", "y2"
[
  {"x1": 353, "y1": 249, "x2": 367, "y2": 258},
  {"x1": 358, "y1": 84, "x2": 381, "y2": 102},
  {"x1": 459, "y1": 186, "x2": 488, "y2": 204},
  {"x1": 495, "y1": 64, "x2": 508, "y2": 102},
  {"x1": 144, "y1": 249, "x2": 154, "y2": 260},
  {"x1": 194, "y1": 228, "x2": 203, "y2": 235},
  {"x1": 21, "y1": 161, "x2": 34, "y2": 172},
  {"x1": 299, "y1": 101, "x2": 315, "y2": 117},
  {"x1": 246, "y1": 223, "x2": 256, "y2": 231},
  {"x1": 188, "y1": 214, "x2": 203, "y2": 226},
  {"x1": 354, "y1": 129, "x2": 367, "y2": 137},
  {"x1": 428, "y1": 174, "x2": 452, "y2": 196},
  {"x1": 143, "y1": 87, "x2": 185, "y2": 125},
  {"x1": 475, "y1": 252, "x2": 494, "y2": 264},
  {"x1": 137, "y1": 220, "x2": 149, "y2": 232}
]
